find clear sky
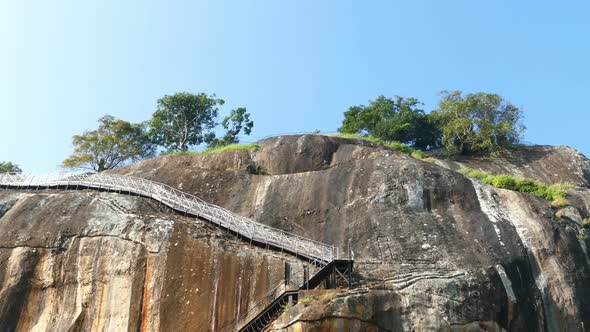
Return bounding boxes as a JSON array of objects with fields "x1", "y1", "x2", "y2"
[{"x1": 1, "y1": 1, "x2": 589, "y2": 173}]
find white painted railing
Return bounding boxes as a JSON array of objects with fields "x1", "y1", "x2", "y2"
[{"x1": 0, "y1": 173, "x2": 336, "y2": 265}]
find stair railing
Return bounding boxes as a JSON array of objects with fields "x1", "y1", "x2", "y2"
[{"x1": 0, "y1": 172, "x2": 337, "y2": 264}]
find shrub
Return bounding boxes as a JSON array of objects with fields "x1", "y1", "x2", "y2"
[
  {"x1": 458, "y1": 168, "x2": 494, "y2": 185},
  {"x1": 515, "y1": 178, "x2": 540, "y2": 194},
  {"x1": 0, "y1": 161, "x2": 22, "y2": 174},
  {"x1": 383, "y1": 141, "x2": 413, "y2": 154},
  {"x1": 459, "y1": 168, "x2": 573, "y2": 203},
  {"x1": 493, "y1": 175, "x2": 518, "y2": 190},
  {"x1": 551, "y1": 197, "x2": 570, "y2": 208},
  {"x1": 577, "y1": 229, "x2": 588, "y2": 240},
  {"x1": 582, "y1": 218, "x2": 590, "y2": 227},
  {"x1": 411, "y1": 150, "x2": 425, "y2": 160}
]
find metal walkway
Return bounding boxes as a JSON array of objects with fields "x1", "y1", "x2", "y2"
[{"x1": 0, "y1": 173, "x2": 336, "y2": 265}]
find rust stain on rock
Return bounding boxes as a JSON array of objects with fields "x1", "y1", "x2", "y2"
[{"x1": 140, "y1": 257, "x2": 151, "y2": 332}]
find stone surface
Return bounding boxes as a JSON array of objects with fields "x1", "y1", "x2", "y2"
[
  {"x1": 0, "y1": 191, "x2": 305, "y2": 331},
  {"x1": 114, "y1": 135, "x2": 590, "y2": 331},
  {"x1": 2, "y1": 134, "x2": 590, "y2": 331},
  {"x1": 433, "y1": 145, "x2": 590, "y2": 188}
]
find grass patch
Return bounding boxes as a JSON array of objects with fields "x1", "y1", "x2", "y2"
[
  {"x1": 282, "y1": 302, "x2": 292, "y2": 312},
  {"x1": 298, "y1": 296, "x2": 314, "y2": 305},
  {"x1": 411, "y1": 150, "x2": 425, "y2": 160},
  {"x1": 168, "y1": 143, "x2": 260, "y2": 156},
  {"x1": 330, "y1": 133, "x2": 414, "y2": 155},
  {"x1": 458, "y1": 168, "x2": 574, "y2": 202},
  {"x1": 551, "y1": 197, "x2": 570, "y2": 208}
]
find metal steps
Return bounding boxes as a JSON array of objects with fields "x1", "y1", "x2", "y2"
[{"x1": 237, "y1": 260, "x2": 354, "y2": 332}]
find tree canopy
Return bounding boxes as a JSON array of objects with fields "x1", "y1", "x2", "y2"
[
  {"x1": 63, "y1": 115, "x2": 154, "y2": 172},
  {"x1": 209, "y1": 107, "x2": 254, "y2": 148},
  {"x1": 0, "y1": 161, "x2": 22, "y2": 174},
  {"x1": 339, "y1": 95, "x2": 441, "y2": 150},
  {"x1": 433, "y1": 91, "x2": 525, "y2": 155},
  {"x1": 148, "y1": 92, "x2": 254, "y2": 152},
  {"x1": 148, "y1": 93, "x2": 222, "y2": 152}
]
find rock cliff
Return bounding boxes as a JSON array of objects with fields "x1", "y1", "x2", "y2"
[
  {"x1": 0, "y1": 191, "x2": 305, "y2": 331},
  {"x1": 1, "y1": 134, "x2": 589, "y2": 331}
]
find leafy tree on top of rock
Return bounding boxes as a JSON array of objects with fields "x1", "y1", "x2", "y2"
[
  {"x1": 433, "y1": 91, "x2": 525, "y2": 155},
  {"x1": 148, "y1": 92, "x2": 254, "y2": 151},
  {"x1": 0, "y1": 161, "x2": 22, "y2": 174},
  {"x1": 209, "y1": 107, "x2": 254, "y2": 148},
  {"x1": 339, "y1": 95, "x2": 441, "y2": 150},
  {"x1": 63, "y1": 115, "x2": 154, "y2": 172},
  {"x1": 148, "y1": 93, "x2": 222, "y2": 152}
]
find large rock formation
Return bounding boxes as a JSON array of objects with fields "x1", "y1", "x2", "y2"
[
  {"x1": 1, "y1": 134, "x2": 589, "y2": 331},
  {"x1": 0, "y1": 191, "x2": 305, "y2": 331}
]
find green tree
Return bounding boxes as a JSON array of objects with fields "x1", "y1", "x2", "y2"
[
  {"x1": 209, "y1": 107, "x2": 254, "y2": 148},
  {"x1": 148, "y1": 92, "x2": 223, "y2": 152},
  {"x1": 339, "y1": 95, "x2": 441, "y2": 150},
  {"x1": 63, "y1": 115, "x2": 154, "y2": 172},
  {"x1": 434, "y1": 91, "x2": 525, "y2": 155},
  {"x1": 0, "y1": 161, "x2": 22, "y2": 174}
]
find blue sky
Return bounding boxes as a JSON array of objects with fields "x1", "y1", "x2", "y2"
[{"x1": 1, "y1": 1, "x2": 589, "y2": 172}]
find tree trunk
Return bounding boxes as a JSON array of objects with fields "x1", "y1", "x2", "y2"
[
  {"x1": 459, "y1": 141, "x2": 470, "y2": 155},
  {"x1": 179, "y1": 126, "x2": 189, "y2": 151},
  {"x1": 97, "y1": 158, "x2": 106, "y2": 172}
]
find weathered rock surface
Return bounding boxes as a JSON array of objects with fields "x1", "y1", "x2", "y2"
[
  {"x1": 114, "y1": 135, "x2": 590, "y2": 331},
  {"x1": 0, "y1": 191, "x2": 304, "y2": 331},
  {"x1": 2, "y1": 134, "x2": 590, "y2": 331},
  {"x1": 434, "y1": 145, "x2": 590, "y2": 188}
]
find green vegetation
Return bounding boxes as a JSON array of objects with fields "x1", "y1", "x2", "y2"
[
  {"x1": 281, "y1": 302, "x2": 292, "y2": 312},
  {"x1": 551, "y1": 197, "x2": 570, "y2": 208},
  {"x1": 577, "y1": 229, "x2": 588, "y2": 240},
  {"x1": 338, "y1": 96, "x2": 440, "y2": 150},
  {"x1": 410, "y1": 150, "x2": 425, "y2": 160},
  {"x1": 331, "y1": 133, "x2": 442, "y2": 162},
  {"x1": 297, "y1": 296, "x2": 313, "y2": 305},
  {"x1": 339, "y1": 91, "x2": 526, "y2": 156},
  {"x1": 63, "y1": 115, "x2": 154, "y2": 172},
  {"x1": 582, "y1": 218, "x2": 590, "y2": 227},
  {"x1": 0, "y1": 161, "x2": 22, "y2": 174},
  {"x1": 458, "y1": 168, "x2": 574, "y2": 203},
  {"x1": 62, "y1": 92, "x2": 256, "y2": 171},
  {"x1": 209, "y1": 107, "x2": 254, "y2": 148},
  {"x1": 168, "y1": 143, "x2": 260, "y2": 156},
  {"x1": 433, "y1": 91, "x2": 525, "y2": 155},
  {"x1": 148, "y1": 92, "x2": 253, "y2": 152},
  {"x1": 331, "y1": 133, "x2": 414, "y2": 154}
]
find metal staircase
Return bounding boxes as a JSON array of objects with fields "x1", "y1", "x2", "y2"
[
  {"x1": 238, "y1": 290, "x2": 299, "y2": 332},
  {"x1": 0, "y1": 172, "x2": 353, "y2": 331},
  {"x1": 236, "y1": 259, "x2": 353, "y2": 332}
]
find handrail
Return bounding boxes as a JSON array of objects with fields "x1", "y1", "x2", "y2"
[
  {"x1": 219, "y1": 281, "x2": 288, "y2": 332},
  {"x1": 219, "y1": 264, "x2": 308, "y2": 332},
  {"x1": 0, "y1": 172, "x2": 336, "y2": 264}
]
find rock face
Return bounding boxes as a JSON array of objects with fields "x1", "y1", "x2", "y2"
[
  {"x1": 0, "y1": 191, "x2": 304, "y2": 331},
  {"x1": 434, "y1": 145, "x2": 590, "y2": 188},
  {"x1": 2, "y1": 134, "x2": 590, "y2": 331}
]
